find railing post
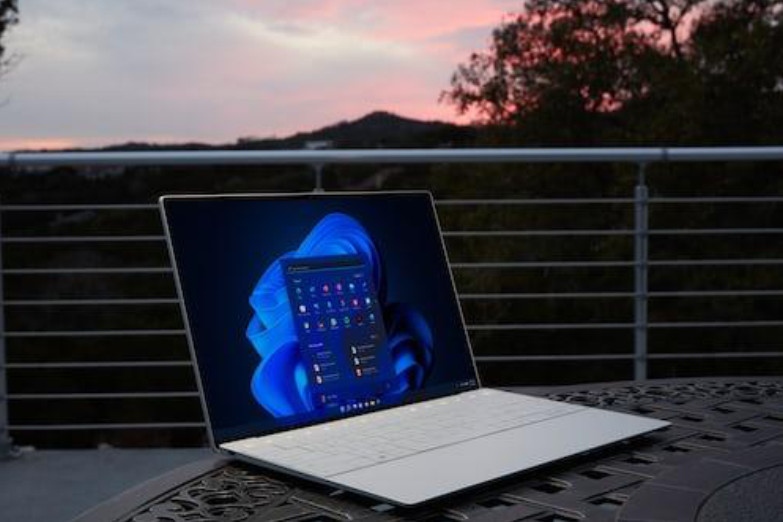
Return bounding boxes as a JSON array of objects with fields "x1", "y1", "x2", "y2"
[
  {"x1": 312, "y1": 164, "x2": 324, "y2": 192},
  {"x1": 0, "y1": 195, "x2": 13, "y2": 458},
  {"x1": 633, "y1": 163, "x2": 649, "y2": 381}
]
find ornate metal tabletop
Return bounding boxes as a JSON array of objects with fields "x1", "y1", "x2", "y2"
[{"x1": 74, "y1": 378, "x2": 783, "y2": 522}]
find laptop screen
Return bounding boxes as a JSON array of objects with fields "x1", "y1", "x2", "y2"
[{"x1": 162, "y1": 192, "x2": 479, "y2": 444}]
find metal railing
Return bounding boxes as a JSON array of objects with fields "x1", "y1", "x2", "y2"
[{"x1": 1, "y1": 146, "x2": 782, "y2": 450}]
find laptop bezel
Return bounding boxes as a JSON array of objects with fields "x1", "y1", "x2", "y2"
[{"x1": 160, "y1": 190, "x2": 482, "y2": 449}]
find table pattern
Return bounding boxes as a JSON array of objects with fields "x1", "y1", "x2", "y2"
[{"x1": 77, "y1": 378, "x2": 783, "y2": 522}]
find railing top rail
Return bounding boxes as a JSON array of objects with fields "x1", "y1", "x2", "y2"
[{"x1": 2, "y1": 147, "x2": 783, "y2": 168}]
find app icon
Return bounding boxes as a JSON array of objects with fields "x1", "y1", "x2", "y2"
[
  {"x1": 365, "y1": 296, "x2": 371, "y2": 305},
  {"x1": 339, "y1": 298, "x2": 347, "y2": 308},
  {"x1": 330, "y1": 317, "x2": 338, "y2": 327},
  {"x1": 340, "y1": 406, "x2": 345, "y2": 413},
  {"x1": 348, "y1": 282, "x2": 355, "y2": 292},
  {"x1": 350, "y1": 346, "x2": 357, "y2": 354},
  {"x1": 351, "y1": 298, "x2": 359, "y2": 307},
  {"x1": 298, "y1": 304, "x2": 307, "y2": 313},
  {"x1": 322, "y1": 284, "x2": 330, "y2": 293},
  {"x1": 309, "y1": 286, "x2": 316, "y2": 293},
  {"x1": 355, "y1": 314, "x2": 364, "y2": 325},
  {"x1": 303, "y1": 321, "x2": 310, "y2": 330},
  {"x1": 326, "y1": 301, "x2": 333, "y2": 309},
  {"x1": 313, "y1": 364, "x2": 320, "y2": 372},
  {"x1": 317, "y1": 319, "x2": 325, "y2": 329},
  {"x1": 355, "y1": 368, "x2": 363, "y2": 377},
  {"x1": 316, "y1": 375, "x2": 323, "y2": 384},
  {"x1": 295, "y1": 287, "x2": 302, "y2": 295},
  {"x1": 353, "y1": 357, "x2": 360, "y2": 365},
  {"x1": 335, "y1": 282, "x2": 343, "y2": 292},
  {"x1": 343, "y1": 316, "x2": 350, "y2": 325},
  {"x1": 368, "y1": 313, "x2": 375, "y2": 322},
  {"x1": 313, "y1": 302, "x2": 320, "y2": 311}
]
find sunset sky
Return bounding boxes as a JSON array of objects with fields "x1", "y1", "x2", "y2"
[{"x1": 0, "y1": 0, "x2": 516, "y2": 150}]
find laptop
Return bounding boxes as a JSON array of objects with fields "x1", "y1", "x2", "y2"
[{"x1": 160, "y1": 191, "x2": 668, "y2": 506}]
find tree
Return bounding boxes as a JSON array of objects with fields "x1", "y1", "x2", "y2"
[
  {"x1": 443, "y1": 0, "x2": 783, "y2": 145},
  {"x1": 0, "y1": 0, "x2": 17, "y2": 77},
  {"x1": 685, "y1": 1, "x2": 783, "y2": 144}
]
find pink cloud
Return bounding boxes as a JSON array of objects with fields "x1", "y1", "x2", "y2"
[
  {"x1": 1, "y1": 0, "x2": 505, "y2": 148},
  {"x1": 232, "y1": 0, "x2": 511, "y2": 42},
  {"x1": 368, "y1": 0, "x2": 512, "y2": 41},
  {"x1": 0, "y1": 137, "x2": 79, "y2": 151}
]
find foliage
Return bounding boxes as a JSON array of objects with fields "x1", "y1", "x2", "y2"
[
  {"x1": 0, "y1": 0, "x2": 18, "y2": 75},
  {"x1": 443, "y1": 0, "x2": 783, "y2": 145}
]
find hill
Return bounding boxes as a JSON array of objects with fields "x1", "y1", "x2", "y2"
[{"x1": 99, "y1": 111, "x2": 475, "y2": 152}]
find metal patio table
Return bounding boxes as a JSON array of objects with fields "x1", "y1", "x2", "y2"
[{"x1": 73, "y1": 377, "x2": 783, "y2": 522}]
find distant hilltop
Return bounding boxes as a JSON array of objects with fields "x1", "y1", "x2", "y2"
[{"x1": 93, "y1": 111, "x2": 476, "y2": 152}]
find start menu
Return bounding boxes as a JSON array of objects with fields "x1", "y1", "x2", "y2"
[{"x1": 281, "y1": 255, "x2": 395, "y2": 415}]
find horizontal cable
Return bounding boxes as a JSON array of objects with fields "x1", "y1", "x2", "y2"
[
  {"x1": 444, "y1": 229, "x2": 633, "y2": 237},
  {"x1": 1, "y1": 235, "x2": 166, "y2": 243},
  {"x1": 468, "y1": 323, "x2": 634, "y2": 331},
  {"x1": 462, "y1": 290, "x2": 783, "y2": 300},
  {"x1": 0, "y1": 198, "x2": 778, "y2": 212},
  {"x1": 3, "y1": 361, "x2": 191, "y2": 369},
  {"x1": 469, "y1": 320, "x2": 783, "y2": 331},
  {"x1": 4, "y1": 290, "x2": 779, "y2": 306},
  {"x1": 7, "y1": 353, "x2": 782, "y2": 366},
  {"x1": 435, "y1": 198, "x2": 634, "y2": 206},
  {"x1": 474, "y1": 351, "x2": 783, "y2": 362},
  {"x1": 6, "y1": 259, "x2": 770, "y2": 274},
  {"x1": 475, "y1": 354, "x2": 633, "y2": 362},
  {"x1": 0, "y1": 198, "x2": 777, "y2": 212},
  {"x1": 649, "y1": 289, "x2": 783, "y2": 297},
  {"x1": 0, "y1": 259, "x2": 777, "y2": 276},
  {"x1": 0, "y1": 204, "x2": 158, "y2": 211},
  {"x1": 2, "y1": 230, "x2": 635, "y2": 242},
  {"x1": 4, "y1": 229, "x2": 780, "y2": 243},
  {"x1": 2, "y1": 298, "x2": 180, "y2": 306},
  {"x1": 8, "y1": 422, "x2": 205, "y2": 430},
  {"x1": 6, "y1": 322, "x2": 781, "y2": 338},
  {"x1": 460, "y1": 292, "x2": 634, "y2": 300},
  {"x1": 453, "y1": 261, "x2": 634, "y2": 269},
  {"x1": 649, "y1": 258, "x2": 783, "y2": 267},
  {"x1": 7, "y1": 391, "x2": 198, "y2": 399},
  {"x1": 649, "y1": 228, "x2": 783, "y2": 236},
  {"x1": 4, "y1": 329, "x2": 186, "y2": 338},
  {"x1": 649, "y1": 196, "x2": 783, "y2": 204},
  {"x1": 648, "y1": 351, "x2": 783, "y2": 359},
  {"x1": 1, "y1": 259, "x2": 776, "y2": 275},
  {"x1": 3, "y1": 267, "x2": 173, "y2": 275},
  {"x1": 649, "y1": 320, "x2": 783, "y2": 328}
]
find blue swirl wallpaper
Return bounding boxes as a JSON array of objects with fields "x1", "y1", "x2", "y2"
[
  {"x1": 163, "y1": 193, "x2": 478, "y2": 443},
  {"x1": 245, "y1": 213, "x2": 434, "y2": 418}
]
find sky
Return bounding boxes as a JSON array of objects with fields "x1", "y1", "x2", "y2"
[{"x1": 0, "y1": 0, "x2": 516, "y2": 150}]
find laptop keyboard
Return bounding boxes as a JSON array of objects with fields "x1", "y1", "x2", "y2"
[{"x1": 223, "y1": 389, "x2": 584, "y2": 477}]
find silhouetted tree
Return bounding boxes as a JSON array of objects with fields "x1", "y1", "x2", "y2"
[
  {"x1": 443, "y1": 0, "x2": 783, "y2": 145},
  {"x1": 0, "y1": 0, "x2": 17, "y2": 77}
]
